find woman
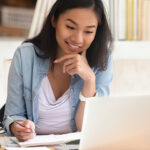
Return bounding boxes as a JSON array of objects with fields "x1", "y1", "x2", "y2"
[{"x1": 3, "y1": 0, "x2": 113, "y2": 141}]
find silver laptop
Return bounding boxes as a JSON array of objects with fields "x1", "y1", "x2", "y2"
[{"x1": 79, "y1": 95, "x2": 150, "y2": 150}]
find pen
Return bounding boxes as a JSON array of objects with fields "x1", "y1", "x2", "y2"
[{"x1": 6, "y1": 115, "x2": 35, "y2": 133}]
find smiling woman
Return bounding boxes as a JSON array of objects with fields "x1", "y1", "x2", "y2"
[
  {"x1": 52, "y1": 8, "x2": 98, "y2": 57},
  {"x1": 3, "y1": 0, "x2": 113, "y2": 142}
]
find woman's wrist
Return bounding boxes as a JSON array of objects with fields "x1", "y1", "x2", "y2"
[
  {"x1": 79, "y1": 91, "x2": 98, "y2": 101},
  {"x1": 10, "y1": 122, "x2": 15, "y2": 135},
  {"x1": 83, "y1": 70, "x2": 95, "y2": 83},
  {"x1": 82, "y1": 76, "x2": 96, "y2": 97}
]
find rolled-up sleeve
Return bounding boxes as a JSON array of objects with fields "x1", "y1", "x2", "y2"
[{"x1": 3, "y1": 48, "x2": 27, "y2": 136}]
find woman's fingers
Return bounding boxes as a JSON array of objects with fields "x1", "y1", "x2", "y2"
[
  {"x1": 56, "y1": 54, "x2": 81, "y2": 74},
  {"x1": 17, "y1": 132, "x2": 35, "y2": 142},
  {"x1": 65, "y1": 63, "x2": 77, "y2": 75},
  {"x1": 54, "y1": 53, "x2": 91, "y2": 80},
  {"x1": 54, "y1": 54, "x2": 74, "y2": 63},
  {"x1": 11, "y1": 121, "x2": 26, "y2": 134},
  {"x1": 10, "y1": 120, "x2": 35, "y2": 142},
  {"x1": 15, "y1": 130, "x2": 31, "y2": 136},
  {"x1": 63, "y1": 58, "x2": 75, "y2": 73},
  {"x1": 67, "y1": 68, "x2": 77, "y2": 76},
  {"x1": 24, "y1": 120, "x2": 35, "y2": 133}
]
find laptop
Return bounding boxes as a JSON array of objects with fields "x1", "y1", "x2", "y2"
[{"x1": 79, "y1": 95, "x2": 150, "y2": 150}]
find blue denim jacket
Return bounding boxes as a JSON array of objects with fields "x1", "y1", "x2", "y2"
[{"x1": 3, "y1": 42, "x2": 113, "y2": 135}]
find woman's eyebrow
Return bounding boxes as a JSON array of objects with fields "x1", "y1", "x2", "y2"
[
  {"x1": 86, "y1": 25, "x2": 96, "y2": 28},
  {"x1": 66, "y1": 18, "x2": 77, "y2": 25},
  {"x1": 66, "y1": 18, "x2": 96, "y2": 28}
]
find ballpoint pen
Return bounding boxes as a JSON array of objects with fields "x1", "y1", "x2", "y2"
[{"x1": 6, "y1": 115, "x2": 35, "y2": 133}]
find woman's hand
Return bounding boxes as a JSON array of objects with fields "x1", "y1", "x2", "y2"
[
  {"x1": 10, "y1": 120, "x2": 35, "y2": 141},
  {"x1": 54, "y1": 51, "x2": 95, "y2": 82},
  {"x1": 54, "y1": 51, "x2": 96, "y2": 131}
]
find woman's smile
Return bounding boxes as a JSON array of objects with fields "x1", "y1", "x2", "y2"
[{"x1": 65, "y1": 41, "x2": 81, "y2": 52}]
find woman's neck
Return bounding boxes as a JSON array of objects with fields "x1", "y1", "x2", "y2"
[{"x1": 49, "y1": 62, "x2": 70, "y2": 78}]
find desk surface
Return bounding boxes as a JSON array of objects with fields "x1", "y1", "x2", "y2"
[
  {"x1": 0, "y1": 134, "x2": 79, "y2": 150},
  {"x1": 0, "y1": 148, "x2": 55, "y2": 150},
  {"x1": 1, "y1": 148, "x2": 55, "y2": 150},
  {"x1": 0, "y1": 134, "x2": 55, "y2": 150}
]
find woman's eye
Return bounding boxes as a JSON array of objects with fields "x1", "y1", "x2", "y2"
[
  {"x1": 85, "y1": 31, "x2": 93, "y2": 34},
  {"x1": 66, "y1": 25, "x2": 75, "y2": 30}
]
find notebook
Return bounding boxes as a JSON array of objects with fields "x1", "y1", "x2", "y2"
[
  {"x1": 12, "y1": 132, "x2": 80, "y2": 147},
  {"x1": 79, "y1": 95, "x2": 150, "y2": 150}
]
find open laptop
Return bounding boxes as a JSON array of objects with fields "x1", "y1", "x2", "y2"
[{"x1": 79, "y1": 95, "x2": 150, "y2": 150}]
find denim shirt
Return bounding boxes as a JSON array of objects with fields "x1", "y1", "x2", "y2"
[{"x1": 3, "y1": 42, "x2": 113, "y2": 135}]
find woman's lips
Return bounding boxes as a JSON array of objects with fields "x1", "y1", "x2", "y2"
[{"x1": 66, "y1": 41, "x2": 81, "y2": 51}]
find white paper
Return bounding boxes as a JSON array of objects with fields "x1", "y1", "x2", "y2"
[{"x1": 13, "y1": 132, "x2": 81, "y2": 147}]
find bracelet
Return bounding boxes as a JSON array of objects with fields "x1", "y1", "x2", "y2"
[{"x1": 79, "y1": 92, "x2": 98, "y2": 101}]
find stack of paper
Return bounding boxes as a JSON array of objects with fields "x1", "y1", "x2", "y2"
[{"x1": 12, "y1": 132, "x2": 81, "y2": 147}]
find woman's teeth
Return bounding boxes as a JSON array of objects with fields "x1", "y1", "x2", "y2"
[{"x1": 69, "y1": 43, "x2": 79, "y2": 49}]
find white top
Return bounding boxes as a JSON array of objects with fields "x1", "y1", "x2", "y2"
[{"x1": 35, "y1": 76, "x2": 72, "y2": 135}]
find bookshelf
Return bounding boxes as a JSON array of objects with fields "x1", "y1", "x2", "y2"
[
  {"x1": 0, "y1": 0, "x2": 36, "y2": 38},
  {"x1": 102, "y1": 0, "x2": 150, "y2": 41}
]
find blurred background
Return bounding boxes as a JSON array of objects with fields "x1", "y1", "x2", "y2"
[{"x1": 0, "y1": 0, "x2": 150, "y2": 108}]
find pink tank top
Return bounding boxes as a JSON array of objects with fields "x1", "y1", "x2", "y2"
[{"x1": 35, "y1": 76, "x2": 72, "y2": 135}]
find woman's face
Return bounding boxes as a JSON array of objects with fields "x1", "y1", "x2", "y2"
[{"x1": 52, "y1": 8, "x2": 98, "y2": 57}]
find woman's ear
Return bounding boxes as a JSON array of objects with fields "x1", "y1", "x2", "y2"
[{"x1": 51, "y1": 16, "x2": 56, "y2": 28}]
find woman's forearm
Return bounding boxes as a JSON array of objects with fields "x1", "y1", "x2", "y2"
[
  {"x1": 75, "y1": 75, "x2": 96, "y2": 131},
  {"x1": 75, "y1": 101, "x2": 85, "y2": 131}
]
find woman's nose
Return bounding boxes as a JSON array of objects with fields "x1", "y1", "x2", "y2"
[{"x1": 71, "y1": 31, "x2": 83, "y2": 44}]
